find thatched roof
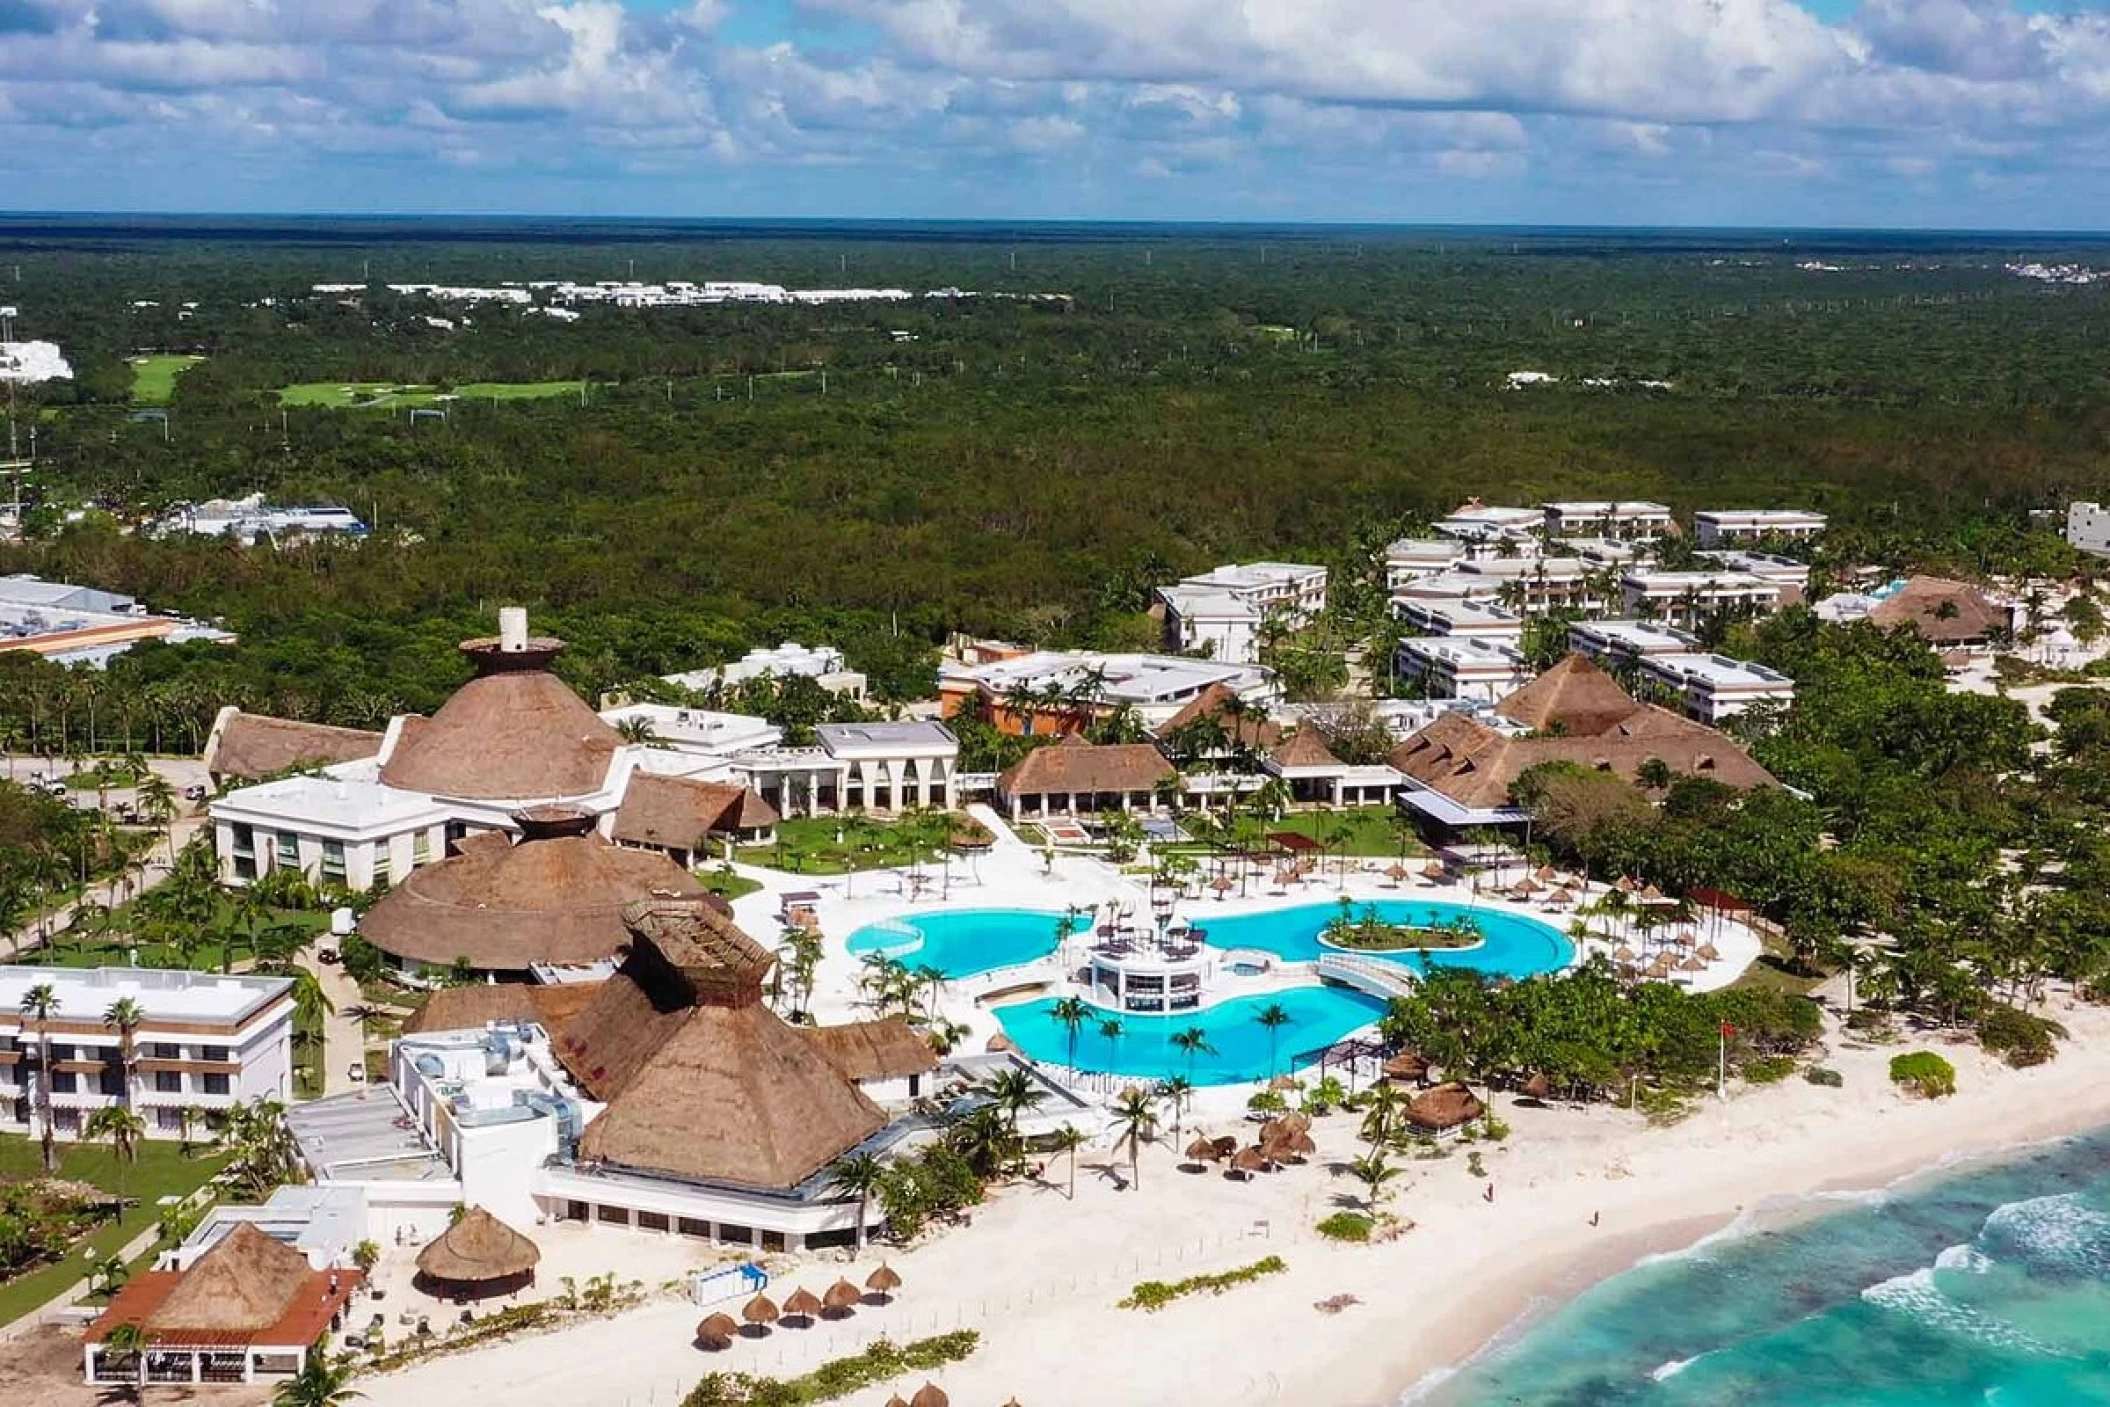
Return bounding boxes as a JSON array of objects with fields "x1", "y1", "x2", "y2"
[
  {"x1": 380, "y1": 635, "x2": 622, "y2": 800},
  {"x1": 146, "y1": 1224, "x2": 312, "y2": 1335},
  {"x1": 697, "y1": 1312, "x2": 739, "y2": 1342},
  {"x1": 1269, "y1": 728, "x2": 1343, "y2": 771},
  {"x1": 997, "y1": 736, "x2": 1175, "y2": 799},
  {"x1": 613, "y1": 773, "x2": 778, "y2": 852},
  {"x1": 823, "y1": 1279, "x2": 863, "y2": 1310},
  {"x1": 360, "y1": 807, "x2": 712, "y2": 972},
  {"x1": 1389, "y1": 707, "x2": 1776, "y2": 812},
  {"x1": 399, "y1": 981, "x2": 606, "y2": 1036},
  {"x1": 865, "y1": 1264, "x2": 902, "y2": 1292},
  {"x1": 909, "y1": 1384, "x2": 951, "y2": 1407},
  {"x1": 1382, "y1": 1051, "x2": 1428, "y2": 1082},
  {"x1": 782, "y1": 1286, "x2": 823, "y2": 1317},
  {"x1": 802, "y1": 1019, "x2": 939, "y2": 1082},
  {"x1": 1405, "y1": 1081, "x2": 1486, "y2": 1132},
  {"x1": 416, "y1": 1207, "x2": 540, "y2": 1283},
  {"x1": 559, "y1": 900, "x2": 886, "y2": 1191},
  {"x1": 1868, "y1": 575, "x2": 2010, "y2": 645},
  {"x1": 1495, "y1": 655, "x2": 1647, "y2": 738},
  {"x1": 1155, "y1": 683, "x2": 1282, "y2": 749},
  {"x1": 205, "y1": 710, "x2": 383, "y2": 781}
]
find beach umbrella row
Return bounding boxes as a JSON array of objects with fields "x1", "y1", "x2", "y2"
[{"x1": 700, "y1": 1266, "x2": 906, "y2": 1349}]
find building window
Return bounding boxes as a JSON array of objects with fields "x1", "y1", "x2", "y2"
[
  {"x1": 276, "y1": 834, "x2": 301, "y2": 868},
  {"x1": 372, "y1": 852, "x2": 390, "y2": 887},
  {"x1": 677, "y1": 1217, "x2": 711, "y2": 1239},
  {"x1": 202, "y1": 1074, "x2": 230, "y2": 1096},
  {"x1": 155, "y1": 1072, "x2": 181, "y2": 1094},
  {"x1": 637, "y1": 1211, "x2": 669, "y2": 1233},
  {"x1": 155, "y1": 1108, "x2": 184, "y2": 1132},
  {"x1": 200, "y1": 1046, "x2": 229, "y2": 1063},
  {"x1": 230, "y1": 823, "x2": 255, "y2": 855},
  {"x1": 595, "y1": 1205, "x2": 630, "y2": 1226},
  {"x1": 412, "y1": 833, "x2": 432, "y2": 866},
  {"x1": 320, "y1": 841, "x2": 346, "y2": 880},
  {"x1": 53, "y1": 1108, "x2": 80, "y2": 1132},
  {"x1": 99, "y1": 1072, "x2": 124, "y2": 1097}
]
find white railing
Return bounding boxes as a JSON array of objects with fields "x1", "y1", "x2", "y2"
[{"x1": 1313, "y1": 953, "x2": 1418, "y2": 1001}]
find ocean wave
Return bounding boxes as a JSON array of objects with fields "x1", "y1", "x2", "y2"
[
  {"x1": 1935, "y1": 1241, "x2": 1992, "y2": 1274},
  {"x1": 1976, "y1": 1193, "x2": 2110, "y2": 1278},
  {"x1": 1862, "y1": 1268, "x2": 2059, "y2": 1355},
  {"x1": 1649, "y1": 1357, "x2": 1697, "y2": 1381}
]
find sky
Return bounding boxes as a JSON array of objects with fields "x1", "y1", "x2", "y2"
[{"x1": 0, "y1": 0, "x2": 2106, "y2": 227}]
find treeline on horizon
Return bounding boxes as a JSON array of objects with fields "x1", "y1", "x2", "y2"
[{"x1": 0, "y1": 225, "x2": 2106, "y2": 732}]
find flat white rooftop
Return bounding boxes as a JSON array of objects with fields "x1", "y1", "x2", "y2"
[
  {"x1": 1543, "y1": 500, "x2": 1672, "y2": 515},
  {"x1": 1384, "y1": 538, "x2": 1464, "y2": 562},
  {"x1": 1696, "y1": 509, "x2": 1826, "y2": 524},
  {"x1": 1400, "y1": 598, "x2": 1526, "y2": 630},
  {"x1": 600, "y1": 704, "x2": 780, "y2": 752},
  {"x1": 1570, "y1": 620, "x2": 1702, "y2": 653},
  {"x1": 212, "y1": 774, "x2": 444, "y2": 831},
  {"x1": 1178, "y1": 561, "x2": 1326, "y2": 589},
  {"x1": 1403, "y1": 637, "x2": 1526, "y2": 667},
  {"x1": 0, "y1": 965, "x2": 290, "y2": 1025},
  {"x1": 1624, "y1": 569, "x2": 1776, "y2": 590},
  {"x1": 954, "y1": 651, "x2": 1272, "y2": 704},
  {"x1": 1643, "y1": 652, "x2": 1795, "y2": 688},
  {"x1": 815, "y1": 721, "x2": 957, "y2": 755}
]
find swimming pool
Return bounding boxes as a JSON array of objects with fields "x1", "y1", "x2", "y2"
[
  {"x1": 1201, "y1": 899, "x2": 1575, "y2": 978},
  {"x1": 845, "y1": 908, "x2": 1063, "y2": 978},
  {"x1": 992, "y1": 987, "x2": 1391, "y2": 1086}
]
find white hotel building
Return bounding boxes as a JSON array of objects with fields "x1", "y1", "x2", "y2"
[
  {"x1": 1693, "y1": 509, "x2": 1828, "y2": 547},
  {"x1": 1636, "y1": 653, "x2": 1797, "y2": 724},
  {"x1": 1541, "y1": 501, "x2": 1674, "y2": 540},
  {"x1": 1620, "y1": 570, "x2": 1786, "y2": 628},
  {"x1": 0, "y1": 967, "x2": 293, "y2": 1142},
  {"x1": 1158, "y1": 562, "x2": 1328, "y2": 665},
  {"x1": 1397, "y1": 637, "x2": 1533, "y2": 702}
]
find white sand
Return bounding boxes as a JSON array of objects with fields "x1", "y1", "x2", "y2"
[{"x1": 356, "y1": 994, "x2": 2110, "y2": 1407}]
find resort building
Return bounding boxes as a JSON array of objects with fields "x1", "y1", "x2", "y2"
[
  {"x1": 940, "y1": 649, "x2": 1279, "y2": 734},
  {"x1": 1382, "y1": 538, "x2": 1467, "y2": 590},
  {"x1": 1158, "y1": 562, "x2": 1328, "y2": 665},
  {"x1": 156, "y1": 494, "x2": 370, "y2": 547},
  {"x1": 1153, "y1": 682, "x2": 1284, "y2": 756},
  {"x1": 1555, "y1": 537, "x2": 1655, "y2": 568},
  {"x1": 1390, "y1": 656, "x2": 1777, "y2": 831},
  {"x1": 1396, "y1": 638, "x2": 1533, "y2": 703},
  {"x1": 1394, "y1": 597, "x2": 1527, "y2": 644},
  {"x1": 1432, "y1": 501, "x2": 1543, "y2": 548},
  {"x1": 1392, "y1": 558, "x2": 1611, "y2": 616},
  {"x1": 1260, "y1": 729, "x2": 1401, "y2": 808},
  {"x1": 1694, "y1": 509, "x2": 1828, "y2": 547},
  {"x1": 0, "y1": 573, "x2": 233, "y2": 666},
  {"x1": 0, "y1": 966, "x2": 293, "y2": 1143},
  {"x1": 1693, "y1": 550, "x2": 1812, "y2": 596},
  {"x1": 208, "y1": 609, "x2": 937, "y2": 894},
  {"x1": 84, "y1": 1224, "x2": 361, "y2": 1388},
  {"x1": 1867, "y1": 576, "x2": 2015, "y2": 648},
  {"x1": 1634, "y1": 653, "x2": 1797, "y2": 724},
  {"x1": 1619, "y1": 569, "x2": 1786, "y2": 627},
  {"x1": 1540, "y1": 501, "x2": 1674, "y2": 540},
  {"x1": 1566, "y1": 619, "x2": 1702, "y2": 667},
  {"x1": 1390, "y1": 570, "x2": 1506, "y2": 606},
  {"x1": 995, "y1": 736, "x2": 1177, "y2": 819},
  {"x1": 661, "y1": 642, "x2": 868, "y2": 701}
]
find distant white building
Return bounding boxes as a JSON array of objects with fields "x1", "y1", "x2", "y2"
[
  {"x1": 158, "y1": 494, "x2": 369, "y2": 547},
  {"x1": 1432, "y1": 502, "x2": 1542, "y2": 548},
  {"x1": 0, "y1": 340, "x2": 71, "y2": 384},
  {"x1": 0, "y1": 966, "x2": 293, "y2": 1143},
  {"x1": 1694, "y1": 509, "x2": 1827, "y2": 547},
  {"x1": 940, "y1": 649, "x2": 1279, "y2": 732},
  {"x1": 0, "y1": 573, "x2": 233, "y2": 666},
  {"x1": 2068, "y1": 503, "x2": 2110, "y2": 560},
  {"x1": 1693, "y1": 550, "x2": 1811, "y2": 595},
  {"x1": 1541, "y1": 501, "x2": 1673, "y2": 540},
  {"x1": 1566, "y1": 619, "x2": 1703, "y2": 667},
  {"x1": 1636, "y1": 653, "x2": 1796, "y2": 724},
  {"x1": 1158, "y1": 562, "x2": 1328, "y2": 665},
  {"x1": 1620, "y1": 570, "x2": 1785, "y2": 628},
  {"x1": 1397, "y1": 637, "x2": 1533, "y2": 702},
  {"x1": 664, "y1": 643, "x2": 867, "y2": 701},
  {"x1": 1382, "y1": 538, "x2": 1466, "y2": 591},
  {"x1": 1395, "y1": 597, "x2": 1528, "y2": 644}
]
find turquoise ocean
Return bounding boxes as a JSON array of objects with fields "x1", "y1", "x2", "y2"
[{"x1": 1417, "y1": 1130, "x2": 2110, "y2": 1407}]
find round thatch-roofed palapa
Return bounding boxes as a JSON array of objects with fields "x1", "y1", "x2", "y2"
[
  {"x1": 1406, "y1": 1081, "x2": 1487, "y2": 1133},
  {"x1": 414, "y1": 1206, "x2": 541, "y2": 1299}
]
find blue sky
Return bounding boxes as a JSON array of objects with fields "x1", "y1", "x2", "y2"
[{"x1": 0, "y1": 0, "x2": 2106, "y2": 227}]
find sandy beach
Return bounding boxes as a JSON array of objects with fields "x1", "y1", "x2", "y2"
[{"x1": 353, "y1": 990, "x2": 2110, "y2": 1407}]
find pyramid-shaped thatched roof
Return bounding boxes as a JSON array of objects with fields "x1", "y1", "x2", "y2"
[
  {"x1": 1494, "y1": 655, "x2": 1643, "y2": 738},
  {"x1": 416, "y1": 1206, "x2": 540, "y2": 1283},
  {"x1": 612, "y1": 773, "x2": 779, "y2": 852},
  {"x1": 1868, "y1": 576, "x2": 2009, "y2": 645},
  {"x1": 205, "y1": 710, "x2": 383, "y2": 781},
  {"x1": 1156, "y1": 683, "x2": 1283, "y2": 748},
  {"x1": 1389, "y1": 708, "x2": 1775, "y2": 810},
  {"x1": 1270, "y1": 728, "x2": 1343, "y2": 771},
  {"x1": 998, "y1": 737, "x2": 1174, "y2": 799},
  {"x1": 558, "y1": 900, "x2": 885, "y2": 1191},
  {"x1": 360, "y1": 807, "x2": 712, "y2": 972},
  {"x1": 146, "y1": 1224, "x2": 311, "y2": 1336},
  {"x1": 380, "y1": 634, "x2": 622, "y2": 800}
]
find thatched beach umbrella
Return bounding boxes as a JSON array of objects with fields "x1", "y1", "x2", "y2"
[
  {"x1": 1185, "y1": 1135, "x2": 1221, "y2": 1163},
  {"x1": 1272, "y1": 1129, "x2": 1317, "y2": 1160},
  {"x1": 1514, "y1": 875, "x2": 1544, "y2": 895},
  {"x1": 1231, "y1": 1145, "x2": 1271, "y2": 1178},
  {"x1": 985, "y1": 1032, "x2": 1018, "y2": 1054},
  {"x1": 414, "y1": 1206, "x2": 541, "y2": 1300},
  {"x1": 696, "y1": 1312, "x2": 739, "y2": 1348},
  {"x1": 1677, "y1": 954, "x2": 1706, "y2": 973},
  {"x1": 821, "y1": 1279, "x2": 863, "y2": 1315},
  {"x1": 1543, "y1": 889, "x2": 1574, "y2": 909},
  {"x1": 741, "y1": 1292, "x2": 780, "y2": 1331},
  {"x1": 1535, "y1": 865, "x2": 1559, "y2": 882},
  {"x1": 780, "y1": 1286, "x2": 822, "y2": 1322},
  {"x1": 1421, "y1": 860, "x2": 1448, "y2": 880},
  {"x1": 1697, "y1": 942, "x2": 1721, "y2": 961},
  {"x1": 1267, "y1": 1074, "x2": 1300, "y2": 1093},
  {"x1": 1210, "y1": 1134, "x2": 1239, "y2": 1160},
  {"x1": 1210, "y1": 876, "x2": 1236, "y2": 898},
  {"x1": 1611, "y1": 945, "x2": 1637, "y2": 964},
  {"x1": 1405, "y1": 1081, "x2": 1486, "y2": 1133},
  {"x1": 909, "y1": 1384, "x2": 951, "y2": 1407},
  {"x1": 865, "y1": 1264, "x2": 903, "y2": 1297},
  {"x1": 1520, "y1": 1072, "x2": 1553, "y2": 1101},
  {"x1": 885, "y1": 1396, "x2": 910, "y2": 1407},
  {"x1": 1382, "y1": 1051, "x2": 1429, "y2": 1084}
]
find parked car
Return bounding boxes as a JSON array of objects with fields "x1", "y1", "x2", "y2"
[
  {"x1": 347, "y1": 1062, "x2": 367, "y2": 1084},
  {"x1": 182, "y1": 783, "x2": 208, "y2": 801}
]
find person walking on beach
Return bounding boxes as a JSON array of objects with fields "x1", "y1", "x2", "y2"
[
  {"x1": 1484, "y1": 1183, "x2": 1495, "y2": 1204},
  {"x1": 1590, "y1": 1211, "x2": 1600, "y2": 1227}
]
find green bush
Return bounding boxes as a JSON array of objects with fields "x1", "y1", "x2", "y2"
[
  {"x1": 1119, "y1": 1256, "x2": 1287, "y2": 1312},
  {"x1": 680, "y1": 1331, "x2": 979, "y2": 1406},
  {"x1": 1316, "y1": 1212, "x2": 1374, "y2": 1242},
  {"x1": 1889, "y1": 1051, "x2": 1957, "y2": 1099},
  {"x1": 1742, "y1": 1055, "x2": 1796, "y2": 1085},
  {"x1": 1803, "y1": 1066, "x2": 1844, "y2": 1088},
  {"x1": 1976, "y1": 1005, "x2": 2065, "y2": 1069}
]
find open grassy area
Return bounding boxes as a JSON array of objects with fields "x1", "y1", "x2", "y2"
[
  {"x1": 127, "y1": 354, "x2": 204, "y2": 406},
  {"x1": 0, "y1": 1136, "x2": 228, "y2": 1326},
  {"x1": 1220, "y1": 806, "x2": 1423, "y2": 858},
  {"x1": 741, "y1": 815, "x2": 961, "y2": 876},
  {"x1": 23, "y1": 897, "x2": 331, "y2": 972},
  {"x1": 1729, "y1": 928, "x2": 1829, "y2": 997},
  {"x1": 278, "y1": 380, "x2": 586, "y2": 409}
]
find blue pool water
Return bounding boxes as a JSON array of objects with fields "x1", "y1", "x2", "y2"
[
  {"x1": 1424, "y1": 1129, "x2": 2110, "y2": 1407},
  {"x1": 991, "y1": 987, "x2": 1391, "y2": 1086},
  {"x1": 845, "y1": 908, "x2": 1061, "y2": 977},
  {"x1": 1202, "y1": 899, "x2": 1575, "y2": 978}
]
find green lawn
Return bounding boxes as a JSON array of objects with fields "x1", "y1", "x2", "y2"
[
  {"x1": 0, "y1": 1136, "x2": 228, "y2": 1326},
  {"x1": 127, "y1": 354, "x2": 204, "y2": 406},
  {"x1": 741, "y1": 815, "x2": 962, "y2": 876},
  {"x1": 1220, "y1": 806, "x2": 1424, "y2": 858},
  {"x1": 278, "y1": 380, "x2": 585, "y2": 409},
  {"x1": 23, "y1": 897, "x2": 331, "y2": 972},
  {"x1": 701, "y1": 871, "x2": 765, "y2": 902}
]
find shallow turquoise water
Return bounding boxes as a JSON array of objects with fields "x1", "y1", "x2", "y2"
[
  {"x1": 1424, "y1": 1130, "x2": 2110, "y2": 1407},
  {"x1": 1200, "y1": 899, "x2": 1574, "y2": 977},
  {"x1": 992, "y1": 986, "x2": 1390, "y2": 1085},
  {"x1": 844, "y1": 907, "x2": 1061, "y2": 976}
]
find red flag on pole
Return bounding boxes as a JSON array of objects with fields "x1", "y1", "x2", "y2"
[{"x1": 1720, "y1": 1023, "x2": 1738, "y2": 1038}]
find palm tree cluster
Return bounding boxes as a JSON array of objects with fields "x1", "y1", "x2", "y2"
[{"x1": 213, "y1": 1098, "x2": 305, "y2": 1197}]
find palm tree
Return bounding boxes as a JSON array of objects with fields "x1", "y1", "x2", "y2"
[
  {"x1": 99, "y1": 1319, "x2": 146, "y2": 1394},
  {"x1": 177, "y1": 1103, "x2": 208, "y2": 1158},
  {"x1": 20, "y1": 982, "x2": 60, "y2": 1172},
  {"x1": 1049, "y1": 1123, "x2": 1088, "y2": 1200},
  {"x1": 982, "y1": 1066, "x2": 1046, "y2": 1139},
  {"x1": 1157, "y1": 1074, "x2": 1193, "y2": 1140},
  {"x1": 614, "y1": 716, "x2": 660, "y2": 746},
  {"x1": 827, "y1": 1151, "x2": 886, "y2": 1253},
  {"x1": 1254, "y1": 1002, "x2": 1293, "y2": 1079},
  {"x1": 271, "y1": 1351, "x2": 364, "y2": 1407},
  {"x1": 134, "y1": 771, "x2": 178, "y2": 865},
  {"x1": 1169, "y1": 1026, "x2": 1214, "y2": 1085},
  {"x1": 1049, "y1": 996, "x2": 1091, "y2": 1073},
  {"x1": 1347, "y1": 1150, "x2": 1402, "y2": 1212},
  {"x1": 84, "y1": 1106, "x2": 146, "y2": 1199},
  {"x1": 1107, "y1": 1087, "x2": 1158, "y2": 1190},
  {"x1": 103, "y1": 995, "x2": 144, "y2": 1111}
]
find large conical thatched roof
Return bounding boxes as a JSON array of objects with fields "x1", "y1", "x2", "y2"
[
  {"x1": 360, "y1": 806, "x2": 713, "y2": 972},
  {"x1": 559, "y1": 899, "x2": 886, "y2": 1191},
  {"x1": 415, "y1": 1206, "x2": 540, "y2": 1284},
  {"x1": 380, "y1": 633, "x2": 622, "y2": 800},
  {"x1": 145, "y1": 1224, "x2": 311, "y2": 1336},
  {"x1": 1495, "y1": 655, "x2": 1642, "y2": 738},
  {"x1": 1406, "y1": 1081, "x2": 1486, "y2": 1132}
]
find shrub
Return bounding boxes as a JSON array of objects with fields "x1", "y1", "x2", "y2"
[
  {"x1": 679, "y1": 1332, "x2": 980, "y2": 1406},
  {"x1": 1316, "y1": 1212, "x2": 1374, "y2": 1243},
  {"x1": 1803, "y1": 1066, "x2": 1844, "y2": 1088},
  {"x1": 1479, "y1": 1113, "x2": 1511, "y2": 1142},
  {"x1": 1465, "y1": 1151, "x2": 1487, "y2": 1178},
  {"x1": 1976, "y1": 1005, "x2": 2065, "y2": 1069},
  {"x1": 1742, "y1": 1055, "x2": 1796, "y2": 1085},
  {"x1": 1889, "y1": 1051, "x2": 1957, "y2": 1099},
  {"x1": 1119, "y1": 1256, "x2": 1287, "y2": 1311}
]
